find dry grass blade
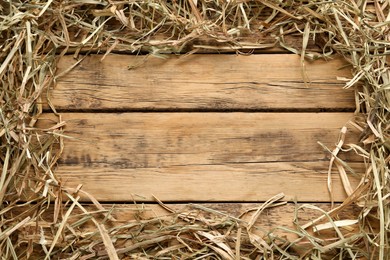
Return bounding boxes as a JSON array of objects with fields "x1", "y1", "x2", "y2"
[
  {"x1": 97, "y1": 224, "x2": 120, "y2": 260},
  {"x1": 247, "y1": 193, "x2": 285, "y2": 231}
]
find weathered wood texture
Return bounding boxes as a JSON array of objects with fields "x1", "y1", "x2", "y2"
[
  {"x1": 38, "y1": 113, "x2": 362, "y2": 202},
  {"x1": 52, "y1": 54, "x2": 354, "y2": 111}
]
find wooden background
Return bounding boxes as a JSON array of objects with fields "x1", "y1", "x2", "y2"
[{"x1": 41, "y1": 50, "x2": 361, "y2": 236}]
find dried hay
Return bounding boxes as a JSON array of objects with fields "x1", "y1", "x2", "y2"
[{"x1": 0, "y1": 0, "x2": 389, "y2": 259}]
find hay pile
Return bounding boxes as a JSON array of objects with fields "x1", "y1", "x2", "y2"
[{"x1": 0, "y1": 0, "x2": 388, "y2": 259}]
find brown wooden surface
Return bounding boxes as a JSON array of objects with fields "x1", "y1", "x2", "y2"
[
  {"x1": 52, "y1": 54, "x2": 354, "y2": 111},
  {"x1": 17, "y1": 202, "x2": 360, "y2": 251},
  {"x1": 40, "y1": 52, "x2": 361, "y2": 245},
  {"x1": 38, "y1": 112, "x2": 361, "y2": 202}
]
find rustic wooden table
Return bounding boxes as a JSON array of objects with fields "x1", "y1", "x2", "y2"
[{"x1": 40, "y1": 52, "x2": 361, "y2": 241}]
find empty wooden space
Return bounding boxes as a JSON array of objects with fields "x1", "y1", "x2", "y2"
[
  {"x1": 52, "y1": 54, "x2": 354, "y2": 111},
  {"x1": 40, "y1": 112, "x2": 361, "y2": 202},
  {"x1": 48, "y1": 53, "x2": 361, "y2": 231}
]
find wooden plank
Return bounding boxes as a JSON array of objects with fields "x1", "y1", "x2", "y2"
[
  {"x1": 51, "y1": 54, "x2": 354, "y2": 111},
  {"x1": 112, "y1": 202, "x2": 360, "y2": 257},
  {"x1": 109, "y1": 202, "x2": 359, "y2": 227},
  {"x1": 38, "y1": 113, "x2": 362, "y2": 202},
  {"x1": 62, "y1": 34, "x2": 319, "y2": 55},
  {"x1": 102, "y1": 203, "x2": 361, "y2": 240},
  {"x1": 58, "y1": 162, "x2": 362, "y2": 203},
  {"x1": 25, "y1": 203, "x2": 360, "y2": 245}
]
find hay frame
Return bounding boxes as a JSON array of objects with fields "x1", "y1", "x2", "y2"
[{"x1": 0, "y1": 0, "x2": 389, "y2": 259}]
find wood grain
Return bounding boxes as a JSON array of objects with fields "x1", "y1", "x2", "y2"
[
  {"x1": 51, "y1": 54, "x2": 354, "y2": 111},
  {"x1": 38, "y1": 113, "x2": 362, "y2": 202},
  {"x1": 58, "y1": 162, "x2": 362, "y2": 203}
]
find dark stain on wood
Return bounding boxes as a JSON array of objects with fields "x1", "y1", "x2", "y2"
[{"x1": 60, "y1": 155, "x2": 80, "y2": 165}]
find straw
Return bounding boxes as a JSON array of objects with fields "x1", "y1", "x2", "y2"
[{"x1": 1, "y1": 0, "x2": 388, "y2": 258}]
